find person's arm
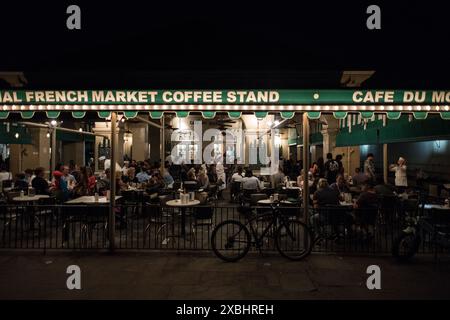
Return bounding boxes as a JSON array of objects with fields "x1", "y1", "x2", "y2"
[{"x1": 312, "y1": 192, "x2": 319, "y2": 208}]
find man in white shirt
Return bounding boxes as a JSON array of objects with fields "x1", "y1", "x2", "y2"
[
  {"x1": 103, "y1": 158, "x2": 122, "y2": 172},
  {"x1": 241, "y1": 169, "x2": 263, "y2": 191},
  {"x1": 271, "y1": 167, "x2": 285, "y2": 189},
  {"x1": 61, "y1": 166, "x2": 76, "y2": 190},
  {"x1": 231, "y1": 167, "x2": 244, "y2": 183}
]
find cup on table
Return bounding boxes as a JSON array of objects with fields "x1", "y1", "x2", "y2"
[
  {"x1": 28, "y1": 187, "x2": 36, "y2": 197},
  {"x1": 344, "y1": 193, "x2": 352, "y2": 203},
  {"x1": 274, "y1": 193, "x2": 279, "y2": 201},
  {"x1": 106, "y1": 190, "x2": 110, "y2": 200},
  {"x1": 189, "y1": 192, "x2": 195, "y2": 201}
]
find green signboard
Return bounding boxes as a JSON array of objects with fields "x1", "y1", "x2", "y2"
[{"x1": 1, "y1": 90, "x2": 450, "y2": 105}]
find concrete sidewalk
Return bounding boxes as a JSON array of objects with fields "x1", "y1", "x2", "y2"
[{"x1": 0, "y1": 251, "x2": 449, "y2": 299}]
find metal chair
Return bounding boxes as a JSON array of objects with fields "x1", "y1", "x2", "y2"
[
  {"x1": 230, "y1": 181, "x2": 242, "y2": 202},
  {"x1": 190, "y1": 204, "x2": 215, "y2": 248}
]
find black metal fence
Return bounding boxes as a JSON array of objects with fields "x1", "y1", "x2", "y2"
[{"x1": 0, "y1": 199, "x2": 446, "y2": 255}]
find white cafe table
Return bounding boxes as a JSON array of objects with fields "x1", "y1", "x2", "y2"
[
  {"x1": 65, "y1": 195, "x2": 122, "y2": 204},
  {"x1": 12, "y1": 195, "x2": 50, "y2": 231},
  {"x1": 423, "y1": 204, "x2": 450, "y2": 210},
  {"x1": 13, "y1": 196, "x2": 40, "y2": 202},
  {"x1": 339, "y1": 201, "x2": 354, "y2": 207},
  {"x1": 282, "y1": 186, "x2": 301, "y2": 190},
  {"x1": 166, "y1": 199, "x2": 200, "y2": 237},
  {"x1": 257, "y1": 199, "x2": 293, "y2": 205}
]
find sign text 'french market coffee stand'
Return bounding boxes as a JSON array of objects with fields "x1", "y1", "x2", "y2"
[{"x1": 1, "y1": 90, "x2": 450, "y2": 116}]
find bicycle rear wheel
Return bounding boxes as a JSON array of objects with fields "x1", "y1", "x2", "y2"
[
  {"x1": 275, "y1": 220, "x2": 313, "y2": 261},
  {"x1": 211, "y1": 220, "x2": 251, "y2": 262}
]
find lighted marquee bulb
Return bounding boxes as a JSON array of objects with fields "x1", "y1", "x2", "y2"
[
  {"x1": 274, "y1": 120, "x2": 280, "y2": 126},
  {"x1": 79, "y1": 128, "x2": 83, "y2": 131},
  {"x1": 14, "y1": 133, "x2": 19, "y2": 139},
  {"x1": 50, "y1": 120, "x2": 57, "y2": 126},
  {"x1": 46, "y1": 132, "x2": 50, "y2": 138}
]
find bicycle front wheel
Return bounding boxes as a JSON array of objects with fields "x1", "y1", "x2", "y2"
[
  {"x1": 275, "y1": 220, "x2": 313, "y2": 261},
  {"x1": 211, "y1": 220, "x2": 252, "y2": 262}
]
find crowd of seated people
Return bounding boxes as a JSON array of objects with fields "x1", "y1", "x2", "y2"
[{"x1": 0, "y1": 149, "x2": 443, "y2": 214}]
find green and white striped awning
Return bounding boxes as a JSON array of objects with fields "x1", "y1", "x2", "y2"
[{"x1": 0, "y1": 110, "x2": 449, "y2": 121}]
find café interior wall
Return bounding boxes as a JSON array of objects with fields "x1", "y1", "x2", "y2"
[
  {"x1": 9, "y1": 127, "x2": 50, "y2": 175},
  {"x1": 387, "y1": 140, "x2": 450, "y2": 180},
  {"x1": 60, "y1": 141, "x2": 84, "y2": 168},
  {"x1": 333, "y1": 145, "x2": 361, "y2": 176}
]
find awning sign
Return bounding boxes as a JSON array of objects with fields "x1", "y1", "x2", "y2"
[{"x1": 1, "y1": 90, "x2": 450, "y2": 105}]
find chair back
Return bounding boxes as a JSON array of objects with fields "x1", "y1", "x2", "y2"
[
  {"x1": 184, "y1": 181, "x2": 199, "y2": 192},
  {"x1": 194, "y1": 205, "x2": 214, "y2": 220},
  {"x1": 172, "y1": 181, "x2": 181, "y2": 191},
  {"x1": 159, "y1": 194, "x2": 174, "y2": 206},
  {"x1": 250, "y1": 193, "x2": 268, "y2": 206},
  {"x1": 231, "y1": 181, "x2": 241, "y2": 193},
  {"x1": 284, "y1": 188, "x2": 300, "y2": 200},
  {"x1": 122, "y1": 189, "x2": 138, "y2": 202},
  {"x1": 2, "y1": 180, "x2": 12, "y2": 189},
  {"x1": 6, "y1": 191, "x2": 21, "y2": 203},
  {"x1": 355, "y1": 206, "x2": 378, "y2": 225},
  {"x1": 320, "y1": 205, "x2": 353, "y2": 225}
]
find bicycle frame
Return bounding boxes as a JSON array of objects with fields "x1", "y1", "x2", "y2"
[{"x1": 243, "y1": 204, "x2": 298, "y2": 249}]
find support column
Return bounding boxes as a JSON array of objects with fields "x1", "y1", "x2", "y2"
[
  {"x1": 321, "y1": 128, "x2": 338, "y2": 158},
  {"x1": 109, "y1": 112, "x2": 117, "y2": 252},
  {"x1": 320, "y1": 115, "x2": 340, "y2": 159},
  {"x1": 161, "y1": 116, "x2": 165, "y2": 167},
  {"x1": 51, "y1": 127, "x2": 57, "y2": 174},
  {"x1": 383, "y1": 144, "x2": 388, "y2": 184},
  {"x1": 117, "y1": 130, "x2": 125, "y2": 166},
  {"x1": 129, "y1": 123, "x2": 149, "y2": 161},
  {"x1": 302, "y1": 113, "x2": 310, "y2": 223},
  {"x1": 149, "y1": 124, "x2": 161, "y2": 163}
]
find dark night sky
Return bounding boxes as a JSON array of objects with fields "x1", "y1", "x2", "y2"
[{"x1": 1, "y1": 1, "x2": 449, "y2": 88}]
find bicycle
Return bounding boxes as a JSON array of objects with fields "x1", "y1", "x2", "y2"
[
  {"x1": 393, "y1": 206, "x2": 450, "y2": 262},
  {"x1": 211, "y1": 201, "x2": 313, "y2": 262}
]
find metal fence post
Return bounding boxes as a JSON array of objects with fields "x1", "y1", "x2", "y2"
[{"x1": 302, "y1": 112, "x2": 310, "y2": 224}]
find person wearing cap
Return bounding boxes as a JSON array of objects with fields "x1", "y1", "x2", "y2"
[{"x1": 389, "y1": 156, "x2": 408, "y2": 193}]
